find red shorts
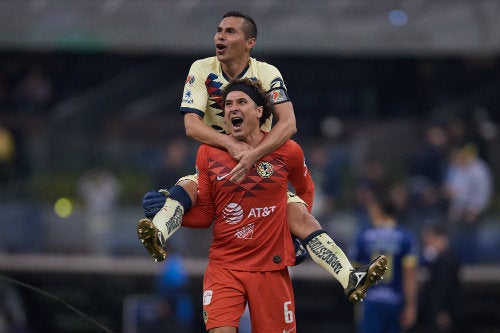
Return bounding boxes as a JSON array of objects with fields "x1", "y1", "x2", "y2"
[{"x1": 202, "y1": 264, "x2": 296, "y2": 332}]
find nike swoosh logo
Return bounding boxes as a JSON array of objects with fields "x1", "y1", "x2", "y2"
[
  {"x1": 216, "y1": 173, "x2": 231, "y2": 180},
  {"x1": 283, "y1": 328, "x2": 296, "y2": 333}
]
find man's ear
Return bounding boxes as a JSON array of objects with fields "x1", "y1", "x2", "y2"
[
  {"x1": 247, "y1": 38, "x2": 256, "y2": 50},
  {"x1": 257, "y1": 105, "x2": 263, "y2": 118}
]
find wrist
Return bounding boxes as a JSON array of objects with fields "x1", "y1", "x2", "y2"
[
  {"x1": 223, "y1": 134, "x2": 236, "y2": 151},
  {"x1": 250, "y1": 144, "x2": 265, "y2": 160}
]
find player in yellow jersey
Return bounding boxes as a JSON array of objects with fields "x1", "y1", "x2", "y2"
[{"x1": 138, "y1": 11, "x2": 387, "y2": 303}]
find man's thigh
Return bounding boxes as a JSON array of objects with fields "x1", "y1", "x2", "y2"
[
  {"x1": 203, "y1": 266, "x2": 247, "y2": 331},
  {"x1": 244, "y1": 269, "x2": 296, "y2": 333}
]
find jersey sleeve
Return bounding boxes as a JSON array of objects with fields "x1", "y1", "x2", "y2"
[
  {"x1": 257, "y1": 62, "x2": 291, "y2": 105},
  {"x1": 179, "y1": 59, "x2": 209, "y2": 118},
  {"x1": 285, "y1": 140, "x2": 314, "y2": 211},
  {"x1": 182, "y1": 145, "x2": 215, "y2": 228}
]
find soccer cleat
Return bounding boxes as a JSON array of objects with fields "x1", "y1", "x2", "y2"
[
  {"x1": 345, "y1": 255, "x2": 388, "y2": 303},
  {"x1": 137, "y1": 197, "x2": 184, "y2": 262},
  {"x1": 137, "y1": 218, "x2": 167, "y2": 262}
]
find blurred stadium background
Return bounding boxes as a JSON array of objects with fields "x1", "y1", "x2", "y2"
[{"x1": 1, "y1": 1, "x2": 500, "y2": 332}]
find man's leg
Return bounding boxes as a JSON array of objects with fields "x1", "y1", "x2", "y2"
[
  {"x1": 286, "y1": 202, "x2": 353, "y2": 285},
  {"x1": 286, "y1": 201, "x2": 388, "y2": 302},
  {"x1": 176, "y1": 178, "x2": 198, "y2": 206},
  {"x1": 137, "y1": 175, "x2": 198, "y2": 261}
]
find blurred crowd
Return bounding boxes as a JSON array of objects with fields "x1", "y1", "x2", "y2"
[
  {"x1": 0, "y1": 54, "x2": 499, "y2": 264},
  {"x1": 308, "y1": 114, "x2": 498, "y2": 264},
  {"x1": 0, "y1": 53, "x2": 499, "y2": 333}
]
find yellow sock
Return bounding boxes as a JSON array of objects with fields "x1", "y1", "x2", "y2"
[{"x1": 305, "y1": 231, "x2": 353, "y2": 289}]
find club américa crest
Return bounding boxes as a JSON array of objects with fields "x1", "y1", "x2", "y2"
[{"x1": 256, "y1": 161, "x2": 273, "y2": 178}]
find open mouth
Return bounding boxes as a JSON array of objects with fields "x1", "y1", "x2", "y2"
[
  {"x1": 216, "y1": 44, "x2": 226, "y2": 52},
  {"x1": 231, "y1": 117, "x2": 243, "y2": 129}
]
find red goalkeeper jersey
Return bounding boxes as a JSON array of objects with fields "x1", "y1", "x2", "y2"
[{"x1": 183, "y1": 137, "x2": 314, "y2": 271}]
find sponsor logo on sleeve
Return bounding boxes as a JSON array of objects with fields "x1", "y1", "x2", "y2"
[
  {"x1": 182, "y1": 89, "x2": 194, "y2": 104},
  {"x1": 185, "y1": 75, "x2": 195, "y2": 85},
  {"x1": 268, "y1": 88, "x2": 288, "y2": 104}
]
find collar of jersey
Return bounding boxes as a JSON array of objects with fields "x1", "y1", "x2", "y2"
[{"x1": 222, "y1": 64, "x2": 250, "y2": 82}]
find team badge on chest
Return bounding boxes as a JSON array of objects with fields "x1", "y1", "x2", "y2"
[{"x1": 256, "y1": 161, "x2": 273, "y2": 178}]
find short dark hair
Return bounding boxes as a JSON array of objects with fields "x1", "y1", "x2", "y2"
[
  {"x1": 222, "y1": 78, "x2": 272, "y2": 126},
  {"x1": 223, "y1": 11, "x2": 257, "y2": 39}
]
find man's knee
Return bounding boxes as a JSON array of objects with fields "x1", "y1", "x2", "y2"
[{"x1": 177, "y1": 178, "x2": 198, "y2": 206}]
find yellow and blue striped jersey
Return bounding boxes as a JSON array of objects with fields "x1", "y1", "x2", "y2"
[{"x1": 180, "y1": 56, "x2": 290, "y2": 134}]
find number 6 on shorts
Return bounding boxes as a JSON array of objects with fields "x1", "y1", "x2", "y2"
[{"x1": 283, "y1": 301, "x2": 294, "y2": 324}]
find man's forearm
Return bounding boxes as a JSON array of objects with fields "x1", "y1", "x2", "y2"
[
  {"x1": 184, "y1": 114, "x2": 231, "y2": 150},
  {"x1": 253, "y1": 103, "x2": 297, "y2": 159}
]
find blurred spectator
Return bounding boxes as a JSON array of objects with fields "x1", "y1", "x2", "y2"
[
  {"x1": 446, "y1": 115, "x2": 491, "y2": 164},
  {"x1": 0, "y1": 281, "x2": 32, "y2": 333},
  {"x1": 77, "y1": 168, "x2": 121, "y2": 255},
  {"x1": 352, "y1": 157, "x2": 388, "y2": 228},
  {"x1": 124, "y1": 249, "x2": 194, "y2": 333},
  {"x1": 419, "y1": 224, "x2": 461, "y2": 333},
  {"x1": 471, "y1": 107, "x2": 499, "y2": 166},
  {"x1": 350, "y1": 184, "x2": 419, "y2": 333},
  {"x1": 307, "y1": 143, "x2": 338, "y2": 218},
  {"x1": 151, "y1": 137, "x2": 193, "y2": 190},
  {"x1": 442, "y1": 143, "x2": 493, "y2": 263},
  {"x1": 443, "y1": 144, "x2": 493, "y2": 223},
  {"x1": 153, "y1": 250, "x2": 194, "y2": 333},
  {"x1": 405, "y1": 124, "x2": 450, "y2": 233},
  {"x1": 408, "y1": 123, "x2": 449, "y2": 194},
  {"x1": 407, "y1": 182, "x2": 448, "y2": 235}
]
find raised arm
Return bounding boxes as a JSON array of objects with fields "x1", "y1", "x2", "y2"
[{"x1": 184, "y1": 113, "x2": 253, "y2": 156}]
